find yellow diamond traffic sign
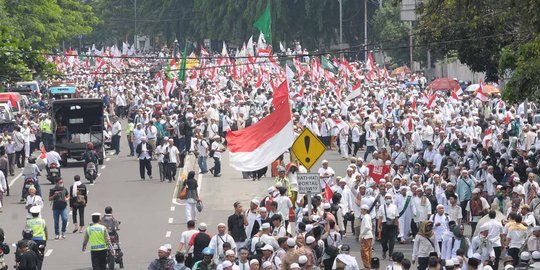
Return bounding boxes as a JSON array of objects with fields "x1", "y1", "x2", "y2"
[{"x1": 291, "y1": 128, "x2": 326, "y2": 170}]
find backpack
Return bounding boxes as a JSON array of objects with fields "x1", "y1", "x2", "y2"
[
  {"x1": 72, "y1": 188, "x2": 86, "y2": 207},
  {"x1": 243, "y1": 236, "x2": 260, "y2": 255},
  {"x1": 428, "y1": 213, "x2": 449, "y2": 223}
]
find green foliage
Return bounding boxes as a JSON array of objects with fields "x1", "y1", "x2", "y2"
[
  {"x1": 4, "y1": 0, "x2": 100, "y2": 50},
  {"x1": 88, "y1": 0, "x2": 376, "y2": 50},
  {"x1": 371, "y1": 3, "x2": 410, "y2": 66},
  {"x1": 500, "y1": 37, "x2": 540, "y2": 103},
  {"x1": 415, "y1": 0, "x2": 540, "y2": 82},
  {"x1": 0, "y1": 26, "x2": 55, "y2": 81}
]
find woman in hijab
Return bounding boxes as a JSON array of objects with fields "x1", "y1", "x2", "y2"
[
  {"x1": 442, "y1": 224, "x2": 469, "y2": 260},
  {"x1": 412, "y1": 221, "x2": 440, "y2": 270},
  {"x1": 183, "y1": 171, "x2": 199, "y2": 222},
  {"x1": 69, "y1": 175, "x2": 87, "y2": 233}
]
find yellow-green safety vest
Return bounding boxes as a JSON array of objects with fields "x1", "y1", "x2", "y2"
[
  {"x1": 40, "y1": 119, "x2": 52, "y2": 134},
  {"x1": 26, "y1": 218, "x2": 46, "y2": 241},
  {"x1": 87, "y1": 224, "x2": 107, "y2": 251}
]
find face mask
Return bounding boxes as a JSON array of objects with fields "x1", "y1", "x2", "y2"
[{"x1": 385, "y1": 199, "x2": 392, "y2": 205}]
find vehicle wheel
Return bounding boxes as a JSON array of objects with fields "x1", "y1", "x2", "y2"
[
  {"x1": 119, "y1": 260, "x2": 124, "y2": 269},
  {"x1": 108, "y1": 254, "x2": 115, "y2": 269}
]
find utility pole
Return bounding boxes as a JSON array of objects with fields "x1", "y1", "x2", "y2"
[
  {"x1": 364, "y1": 0, "x2": 368, "y2": 61},
  {"x1": 134, "y1": 0, "x2": 137, "y2": 48},
  {"x1": 409, "y1": 21, "x2": 413, "y2": 71},
  {"x1": 339, "y1": 0, "x2": 343, "y2": 52}
]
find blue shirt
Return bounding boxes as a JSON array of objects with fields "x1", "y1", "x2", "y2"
[{"x1": 456, "y1": 177, "x2": 474, "y2": 202}]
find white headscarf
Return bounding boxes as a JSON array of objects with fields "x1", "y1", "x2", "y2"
[{"x1": 72, "y1": 179, "x2": 82, "y2": 198}]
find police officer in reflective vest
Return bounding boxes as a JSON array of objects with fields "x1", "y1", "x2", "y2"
[
  {"x1": 40, "y1": 115, "x2": 53, "y2": 151},
  {"x1": 82, "y1": 213, "x2": 111, "y2": 270},
  {"x1": 26, "y1": 206, "x2": 48, "y2": 248}
]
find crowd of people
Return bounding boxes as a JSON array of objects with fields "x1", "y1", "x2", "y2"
[{"x1": 0, "y1": 40, "x2": 540, "y2": 270}]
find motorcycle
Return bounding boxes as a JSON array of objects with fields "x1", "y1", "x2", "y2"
[
  {"x1": 107, "y1": 230, "x2": 124, "y2": 269},
  {"x1": 46, "y1": 163, "x2": 61, "y2": 184},
  {"x1": 85, "y1": 162, "x2": 98, "y2": 184}
]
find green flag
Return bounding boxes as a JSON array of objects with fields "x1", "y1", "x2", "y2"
[
  {"x1": 178, "y1": 44, "x2": 188, "y2": 82},
  {"x1": 253, "y1": 2, "x2": 272, "y2": 43},
  {"x1": 321, "y1": 56, "x2": 338, "y2": 73}
]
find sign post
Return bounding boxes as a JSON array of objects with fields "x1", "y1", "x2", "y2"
[
  {"x1": 291, "y1": 128, "x2": 326, "y2": 171},
  {"x1": 297, "y1": 173, "x2": 321, "y2": 215}
]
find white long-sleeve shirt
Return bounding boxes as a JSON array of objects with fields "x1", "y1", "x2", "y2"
[
  {"x1": 441, "y1": 234, "x2": 469, "y2": 260},
  {"x1": 412, "y1": 233, "x2": 440, "y2": 261},
  {"x1": 359, "y1": 213, "x2": 373, "y2": 240},
  {"x1": 468, "y1": 236, "x2": 495, "y2": 261}
]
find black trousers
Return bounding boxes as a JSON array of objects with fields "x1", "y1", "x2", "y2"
[
  {"x1": 91, "y1": 249, "x2": 108, "y2": 270},
  {"x1": 493, "y1": 246, "x2": 502, "y2": 270},
  {"x1": 343, "y1": 212, "x2": 355, "y2": 234},
  {"x1": 16, "y1": 147, "x2": 25, "y2": 168},
  {"x1": 380, "y1": 223, "x2": 396, "y2": 254},
  {"x1": 72, "y1": 206, "x2": 85, "y2": 226},
  {"x1": 111, "y1": 135, "x2": 121, "y2": 154},
  {"x1": 165, "y1": 163, "x2": 177, "y2": 182},
  {"x1": 460, "y1": 200, "x2": 469, "y2": 224},
  {"x1": 352, "y1": 141, "x2": 360, "y2": 156},
  {"x1": 139, "y1": 158, "x2": 152, "y2": 179}
]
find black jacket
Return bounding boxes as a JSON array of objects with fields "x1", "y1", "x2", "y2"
[{"x1": 135, "y1": 142, "x2": 154, "y2": 158}]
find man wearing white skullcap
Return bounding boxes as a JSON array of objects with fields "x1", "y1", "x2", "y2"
[
  {"x1": 468, "y1": 225, "x2": 495, "y2": 264},
  {"x1": 136, "y1": 135, "x2": 153, "y2": 180}
]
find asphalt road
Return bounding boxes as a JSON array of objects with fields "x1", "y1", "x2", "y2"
[{"x1": 0, "y1": 131, "x2": 414, "y2": 269}]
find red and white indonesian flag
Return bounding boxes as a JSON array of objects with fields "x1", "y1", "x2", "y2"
[
  {"x1": 226, "y1": 101, "x2": 294, "y2": 171},
  {"x1": 345, "y1": 80, "x2": 362, "y2": 101}
]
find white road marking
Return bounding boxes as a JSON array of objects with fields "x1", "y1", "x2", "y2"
[
  {"x1": 101, "y1": 165, "x2": 106, "y2": 170},
  {"x1": 106, "y1": 158, "x2": 110, "y2": 162},
  {"x1": 8, "y1": 173, "x2": 23, "y2": 187},
  {"x1": 165, "y1": 231, "x2": 171, "y2": 238},
  {"x1": 170, "y1": 206, "x2": 175, "y2": 211},
  {"x1": 168, "y1": 218, "x2": 173, "y2": 224},
  {"x1": 44, "y1": 249, "x2": 53, "y2": 257},
  {"x1": 197, "y1": 173, "x2": 202, "y2": 194}
]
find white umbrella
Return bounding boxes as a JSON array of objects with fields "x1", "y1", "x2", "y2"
[{"x1": 465, "y1": 84, "x2": 480, "y2": 92}]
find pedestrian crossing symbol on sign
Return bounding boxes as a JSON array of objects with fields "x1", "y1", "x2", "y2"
[{"x1": 291, "y1": 128, "x2": 326, "y2": 170}]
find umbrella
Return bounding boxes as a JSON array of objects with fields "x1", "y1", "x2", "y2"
[
  {"x1": 405, "y1": 81, "x2": 418, "y2": 86},
  {"x1": 390, "y1": 66, "x2": 410, "y2": 77},
  {"x1": 465, "y1": 84, "x2": 479, "y2": 92},
  {"x1": 465, "y1": 84, "x2": 500, "y2": 95},
  {"x1": 485, "y1": 84, "x2": 500, "y2": 94},
  {"x1": 429, "y1": 78, "x2": 460, "y2": 91}
]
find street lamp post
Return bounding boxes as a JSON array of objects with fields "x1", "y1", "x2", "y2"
[{"x1": 339, "y1": 0, "x2": 343, "y2": 52}]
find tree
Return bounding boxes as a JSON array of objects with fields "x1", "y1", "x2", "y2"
[
  {"x1": 371, "y1": 3, "x2": 410, "y2": 66},
  {"x1": 4, "y1": 0, "x2": 100, "y2": 50},
  {"x1": 500, "y1": 37, "x2": 540, "y2": 103},
  {"x1": 415, "y1": 0, "x2": 537, "y2": 82},
  {"x1": 88, "y1": 0, "x2": 378, "y2": 51},
  {"x1": 0, "y1": 25, "x2": 55, "y2": 82}
]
